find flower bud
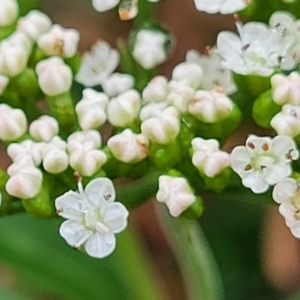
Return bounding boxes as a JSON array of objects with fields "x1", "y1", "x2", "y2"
[
  {"x1": 156, "y1": 175, "x2": 196, "y2": 217},
  {"x1": 191, "y1": 137, "x2": 230, "y2": 178},
  {"x1": 107, "y1": 129, "x2": 149, "y2": 163},
  {"x1": 17, "y1": 10, "x2": 52, "y2": 41},
  {"x1": 67, "y1": 130, "x2": 102, "y2": 153},
  {"x1": 132, "y1": 29, "x2": 168, "y2": 69},
  {"x1": 75, "y1": 88, "x2": 108, "y2": 130},
  {"x1": 140, "y1": 103, "x2": 180, "y2": 144},
  {"x1": 92, "y1": 0, "x2": 119, "y2": 12},
  {"x1": 271, "y1": 105, "x2": 300, "y2": 137},
  {"x1": 0, "y1": 0, "x2": 18, "y2": 26},
  {"x1": 0, "y1": 74, "x2": 9, "y2": 95},
  {"x1": 38, "y1": 24, "x2": 80, "y2": 58},
  {"x1": 142, "y1": 76, "x2": 169, "y2": 103},
  {"x1": 29, "y1": 115, "x2": 59, "y2": 142},
  {"x1": 101, "y1": 73, "x2": 134, "y2": 97},
  {"x1": 188, "y1": 88, "x2": 233, "y2": 123},
  {"x1": 172, "y1": 62, "x2": 202, "y2": 90},
  {"x1": 0, "y1": 104, "x2": 27, "y2": 141},
  {"x1": 107, "y1": 89, "x2": 141, "y2": 127},
  {"x1": 36, "y1": 57, "x2": 72, "y2": 96},
  {"x1": 271, "y1": 72, "x2": 300, "y2": 105}
]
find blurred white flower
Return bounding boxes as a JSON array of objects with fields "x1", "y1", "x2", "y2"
[
  {"x1": 191, "y1": 137, "x2": 230, "y2": 178},
  {"x1": 76, "y1": 40, "x2": 119, "y2": 87},
  {"x1": 101, "y1": 73, "x2": 134, "y2": 97},
  {"x1": 92, "y1": 0, "x2": 120, "y2": 12},
  {"x1": 156, "y1": 175, "x2": 195, "y2": 217},
  {"x1": 132, "y1": 29, "x2": 168, "y2": 69},
  {"x1": 36, "y1": 57, "x2": 72, "y2": 96},
  {"x1": 194, "y1": 0, "x2": 250, "y2": 14},
  {"x1": 107, "y1": 129, "x2": 149, "y2": 163},
  {"x1": 0, "y1": 0, "x2": 18, "y2": 26},
  {"x1": 142, "y1": 76, "x2": 169, "y2": 103},
  {"x1": 38, "y1": 24, "x2": 80, "y2": 57},
  {"x1": 29, "y1": 115, "x2": 59, "y2": 142},
  {"x1": 55, "y1": 177, "x2": 129, "y2": 258},
  {"x1": 0, "y1": 75, "x2": 9, "y2": 95},
  {"x1": 230, "y1": 135, "x2": 298, "y2": 193}
]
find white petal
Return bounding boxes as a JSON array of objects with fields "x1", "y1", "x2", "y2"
[
  {"x1": 290, "y1": 224, "x2": 300, "y2": 238},
  {"x1": 59, "y1": 220, "x2": 91, "y2": 247},
  {"x1": 242, "y1": 170, "x2": 269, "y2": 193},
  {"x1": 102, "y1": 202, "x2": 129, "y2": 233},
  {"x1": 272, "y1": 178, "x2": 297, "y2": 204},
  {"x1": 230, "y1": 147, "x2": 250, "y2": 173},
  {"x1": 84, "y1": 232, "x2": 116, "y2": 258},
  {"x1": 272, "y1": 135, "x2": 298, "y2": 159},
  {"x1": 55, "y1": 191, "x2": 82, "y2": 221}
]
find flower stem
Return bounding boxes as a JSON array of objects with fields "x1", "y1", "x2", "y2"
[{"x1": 156, "y1": 207, "x2": 225, "y2": 300}]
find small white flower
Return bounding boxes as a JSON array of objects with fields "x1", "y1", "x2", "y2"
[
  {"x1": 36, "y1": 57, "x2": 72, "y2": 96},
  {"x1": 156, "y1": 175, "x2": 195, "y2": 217},
  {"x1": 76, "y1": 88, "x2": 108, "y2": 130},
  {"x1": 107, "y1": 89, "x2": 141, "y2": 127},
  {"x1": 0, "y1": 104, "x2": 27, "y2": 141},
  {"x1": 107, "y1": 129, "x2": 149, "y2": 163},
  {"x1": 101, "y1": 73, "x2": 134, "y2": 98},
  {"x1": 217, "y1": 21, "x2": 286, "y2": 76},
  {"x1": 76, "y1": 40, "x2": 119, "y2": 87},
  {"x1": 271, "y1": 105, "x2": 300, "y2": 137},
  {"x1": 194, "y1": 0, "x2": 250, "y2": 14},
  {"x1": 132, "y1": 29, "x2": 168, "y2": 69},
  {"x1": 142, "y1": 76, "x2": 169, "y2": 103},
  {"x1": 271, "y1": 72, "x2": 300, "y2": 106},
  {"x1": 273, "y1": 178, "x2": 300, "y2": 238},
  {"x1": 230, "y1": 135, "x2": 298, "y2": 193},
  {"x1": 29, "y1": 115, "x2": 59, "y2": 142},
  {"x1": 186, "y1": 48, "x2": 236, "y2": 95},
  {"x1": 188, "y1": 88, "x2": 233, "y2": 123},
  {"x1": 0, "y1": 0, "x2": 18, "y2": 26},
  {"x1": 55, "y1": 177, "x2": 129, "y2": 258},
  {"x1": 6, "y1": 156, "x2": 43, "y2": 199},
  {"x1": 140, "y1": 103, "x2": 180, "y2": 144},
  {"x1": 172, "y1": 62, "x2": 203, "y2": 90},
  {"x1": 37, "y1": 24, "x2": 80, "y2": 58},
  {"x1": 191, "y1": 137, "x2": 230, "y2": 178},
  {"x1": 67, "y1": 130, "x2": 102, "y2": 153},
  {"x1": 42, "y1": 136, "x2": 69, "y2": 174},
  {"x1": 17, "y1": 10, "x2": 52, "y2": 41}
]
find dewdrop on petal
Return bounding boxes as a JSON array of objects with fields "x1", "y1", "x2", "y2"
[
  {"x1": 156, "y1": 175, "x2": 196, "y2": 217},
  {"x1": 36, "y1": 57, "x2": 72, "y2": 96},
  {"x1": 0, "y1": 104, "x2": 27, "y2": 141},
  {"x1": 38, "y1": 24, "x2": 80, "y2": 58},
  {"x1": 107, "y1": 89, "x2": 141, "y2": 127},
  {"x1": 76, "y1": 89, "x2": 108, "y2": 130},
  {"x1": 0, "y1": 0, "x2": 18, "y2": 27},
  {"x1": 29, "y1": 115, "x2": 59, "y2": 142},
  {"x1": 142, "y1": 76, "x2": 169, "y2": 103},
  {"x1": 107, "y1": 129, "x2": 149, "y2": 163}
]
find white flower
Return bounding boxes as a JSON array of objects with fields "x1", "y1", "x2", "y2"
[
  {"x1": 273, "y1": 178, "x2": 300, "y2": 238},
  {"x1": 76, "y1": 88, "x2": 108, "y2": 130},
  {"x1": 194, "y1": 0, "x2": 250, "y2": 14},
  {"x1": 271, "y1": 105, "x2": 300, "y2": 137},
  {"x1": 36, "y1": 57, "x2": 72, "y2": 96},
  {"x1": 107, "y1": 89, "x2": 141, "y2": 127},
  {"x1": 29, "y1": 115, "x2": 59, "y2": 142},
  {"x1": 76, "y1": 40, "x2": 119, "y2": 87},
  {"x1": 55, "y1": 177, "x2": 129, "y2": 258},
  {"x1": 42, "y1": 136, "x2": 69, "y2": 174},
  {"x1": 0, "y1": 104, "x2": 27, "y2": 141},
  {"x1": 191, "y1": 137, "x2": 230, "y2": 178},
  {"x1": 0, "y1": 75, "x2": 9, "y2": 95},
  {"x1": 186, "y1": 48, "x2": 236, "y2": 95},
  {"x1": 107, "y1": 129, "x2": 149, "y2": 163},
  {"x1": 132, "y1": 29, "x2": 168, "y2": 69},
  {"x1": 217, "y1": 21, "x2": 286, "y2": 76},
  {"x1": 7, "y1": 140, "x2": 44, "y2": 166},
  {"x1": 101, "y1": 73, "x2": 134, "y2": 98},
  {"x1": 140, "y1": 103, "x2": 180, "y2": 144},
  {"x1": 188, "y1": 88, "x2": 233, "y2": 123},
  {"x1": 37, "y1": 24, "x2": 80, "y2": 58},
  {"x1": 156, "y1": 175, "x2": 195, "y2": 217},
  {"x1": 142, "y1": 76, "x2": 169, "y2": 103},
  {"x1": 230, "y1": 135, "x2": 298, "y2": 193},
  {"x1": 6, "y1": 156, "x2": 43, "y2": 199},
  {"x1": 172, "y1": 62, "x2": 202, "y2": 90},
  {"x1": 271, "y1": 72, "x2": 300, "y2": 106},
  {"x1": 17, "y1": 10, "x2": 52, "y2": 41},
  {"x1": 92, "y1": 0, "x2": 120, "y2": 12},
  {"x1": 0, "y1": 0, "x2": 18, "y2": 26}
]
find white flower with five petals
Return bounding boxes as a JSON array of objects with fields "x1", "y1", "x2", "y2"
[{"x1": 55, "y1": 177, "x2": 129, "y2": 258}]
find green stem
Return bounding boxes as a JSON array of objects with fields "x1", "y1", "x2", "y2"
[{"x1": 156, "y1": 207, "x2": 225, "y2": 300}]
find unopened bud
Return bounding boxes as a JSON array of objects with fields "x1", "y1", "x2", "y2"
[
  {"x1": 29, "y1": 115, "x2": 59, "y2": 142},
  {"x1": 0, "y1": 0, "x2": 18, "y2": 26},
  {"x1": 142, "y1": 76, "x2": 169, "y2": 103}
]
